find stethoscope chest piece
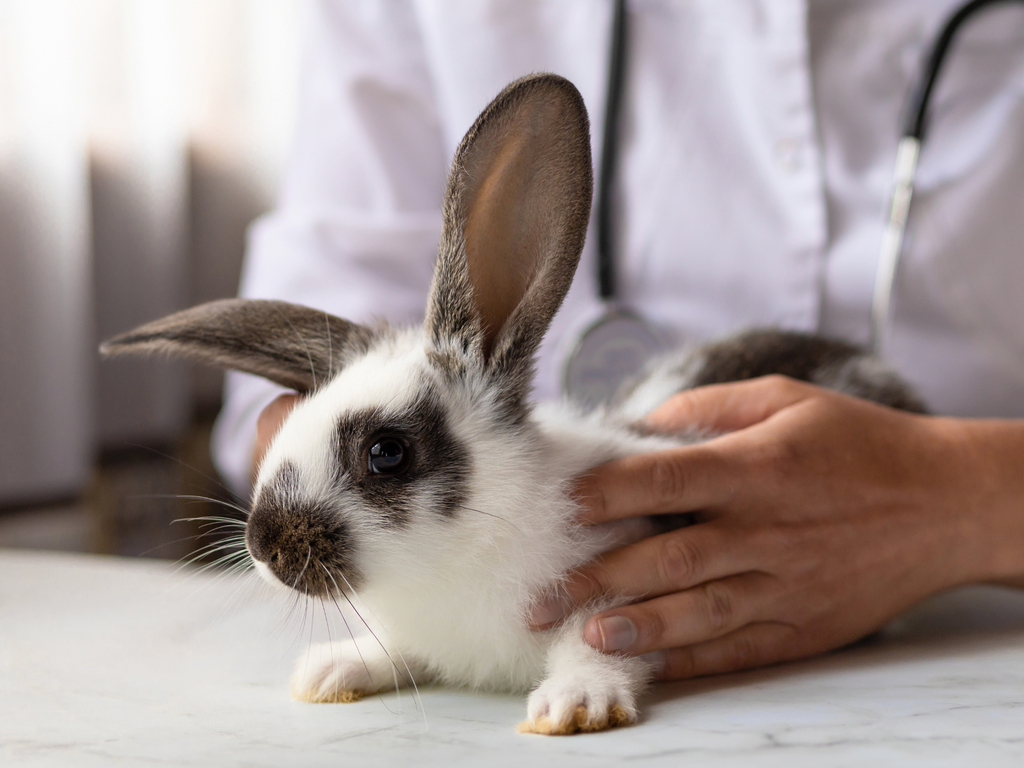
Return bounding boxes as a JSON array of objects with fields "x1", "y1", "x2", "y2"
[{"x1": 562, "y1": 306, "x2": 665, "y2": 411}]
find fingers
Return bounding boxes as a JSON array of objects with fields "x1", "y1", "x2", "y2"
[
  {"x1": 574, "y1": 444, "x2": 737, "y2": 524},
  {"x1": 644, "y1": 375, "x2": 812, "y2": 434},
  {"x1": 529, "y1": 524, "x2": 756, "y2": 629},
  {"x1": 581, "y1": 572, "x2": 777, "y2": 655},
  {"x1": 575, "y1": 377, "x2": 820, "y2": 526},
  {"x1": 655, "y1": 622, "x2": 800, "y2": 680}
]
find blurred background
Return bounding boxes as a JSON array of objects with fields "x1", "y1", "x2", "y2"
[{"x1": 0, "y1": 0, "x2": 301, "y2": 558}]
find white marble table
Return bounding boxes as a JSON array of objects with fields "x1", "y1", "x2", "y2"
[{"x1": 2, "y1": 549, "x2": 1023, "y2": 767}]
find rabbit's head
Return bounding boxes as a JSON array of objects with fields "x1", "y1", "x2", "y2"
[{"x1": 101, "y1": 74, "x2": 593, "y2": 598}]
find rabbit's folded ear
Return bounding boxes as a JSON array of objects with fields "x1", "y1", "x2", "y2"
[
  {"x1": 426, "y1": 73, "x2": 592, "y2": 402},
  {"x1": 100, "y1": 298, "x2": 375, "y2": 393}
]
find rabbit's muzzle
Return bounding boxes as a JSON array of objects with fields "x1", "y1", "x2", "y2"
[{"x1": 245, "y1": 493, "x2": 356, "y2": 598}]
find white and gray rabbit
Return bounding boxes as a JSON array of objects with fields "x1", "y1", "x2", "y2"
[{"x1": 102, "y1": 74, "x2": 923, "y2": 735}]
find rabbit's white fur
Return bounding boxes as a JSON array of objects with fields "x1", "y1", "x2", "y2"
[{"x1": 259, "y1": 327, "x2": 679, "y2": 730}]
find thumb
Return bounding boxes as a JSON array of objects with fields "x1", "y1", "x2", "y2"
[{"x1": 643, "y1": 375, "x2": 813, "y2": 434}]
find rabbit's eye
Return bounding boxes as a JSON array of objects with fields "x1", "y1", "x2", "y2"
[{"x1": 367, "y1": 438, "x2": 409, "y2": 475}]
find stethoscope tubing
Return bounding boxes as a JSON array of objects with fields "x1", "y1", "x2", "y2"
[
  {"x1": 596, "y1": 0, "x2": 628, "y2": 303},
  {"x1": 872, "y1": 0, "x2": 1024, "y2": 355}
]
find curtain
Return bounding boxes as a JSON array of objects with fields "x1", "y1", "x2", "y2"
[{"x1": 0, "y1": 0, "x2": 300, "y2": 504}]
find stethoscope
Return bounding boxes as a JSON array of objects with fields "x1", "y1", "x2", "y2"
[{"x1": 563, "y1": 0, "x2": 1024, "y2": 409}]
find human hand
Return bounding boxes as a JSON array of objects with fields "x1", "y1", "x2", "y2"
[
  {"x1": 252, "y1": 393, "x2": 301, "y2": 479},
  {"x1": 531, "y1": 376, "x2": 1024, "y2": 680}
]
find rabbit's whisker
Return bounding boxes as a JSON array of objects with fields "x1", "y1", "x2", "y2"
[
  {"x1": 334, "y1": 569, "x2": 426, "y2": 724},
  {"x1": 119, "y1": 442, "x2": 245, "y2": 504},
  {"x1": 209, "y1": 565, "x2": 263, "y2": 626},
  {"x1": 168, "y1": 538, "x2": 248, "y2": 583},
  {"x1": 457, "y1": 504, "x2": 521, "y2": 533},
  {"x1": 140, "y1": 494, "x2": 250, "y2": 518},
  {"x1": 319, "y1": 596, "x2": 336, "y2": 696},
  {"x1": 200, "y1": 554, "x2": 256, "y2": 597},
  {"x1": 174, "y1": 513, "x2": 249, "y2": 527},
  {"x1": 135, "y1": 534, "x2": 221, "y2": 558},
  {"x1": 294, "y1": 591, "x2": 308, "y2": 661},
  {"x1": 185, "y1": 535, "x2": 247, "y2": 558},
  {"x1": 293, "y1": 545, "x2": 313, "y2": 591},
  {"x1": 318, "y1": 564, "x2": 394, "y2": 709},
  {"x1": 126, "y1": 506, "x2": 246, "y2": 560},
  {"x1": 188, "y1": 549, "x2": 249, "y2": 573},
  {"x1": 177, "y1": 551, "x2": 252, "y2": 592},
  {"x1": 170, "y1": 536, "x2": 246, "y2": 571},
  {"x1": 275, "y1": 589, "x2": 307, "y2": 651},
  {"x1": 306, "y1": 589, "x2": 317, "y2": 669},
  {"x1": 295, "y1": 589, "x2": 309, "y2": 646},
  {"x1": 179, "y1": 513, "x2": 247, "y2": 523}
]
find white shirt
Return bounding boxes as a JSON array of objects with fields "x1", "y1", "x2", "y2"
[{"x1": 213, "y1": 0, "x2": 1024, "y2": 496}]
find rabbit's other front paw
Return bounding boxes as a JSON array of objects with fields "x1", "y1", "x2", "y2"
[
  {"x1": 291, "y1": 640, "x2": 413, "y2": 703},
  {"x1": 518, "y1": 675, "x2": 638, "y2": 735}
]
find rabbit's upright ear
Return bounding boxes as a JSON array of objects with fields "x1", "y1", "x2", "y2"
[
  {"x1": 100, "y1": 298, "x2": 375, "y2": 393},
  {"x1": 426, "y1": 74, "x2": 592, "y2": 402}
]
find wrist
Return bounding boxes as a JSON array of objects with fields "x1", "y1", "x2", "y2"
[{"x1": 932, "y1": 416, "x2": 1024, "y2": 587}]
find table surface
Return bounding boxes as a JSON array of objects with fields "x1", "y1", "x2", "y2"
[{"x1": 2, "y1": 549, "x2": 1023, "y2": 767}]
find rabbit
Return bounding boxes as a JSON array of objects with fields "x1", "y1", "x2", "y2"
[{"x1": 101, "y1": 73, "x2": 924, "y2": 735}]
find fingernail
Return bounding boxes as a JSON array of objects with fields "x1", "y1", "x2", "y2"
[
  {"x1": 529, "y1": 594, "x2": 572, "y2": 627},
  {"x1": 595, "y1": 615, "x2": 637, "y2": 652}
]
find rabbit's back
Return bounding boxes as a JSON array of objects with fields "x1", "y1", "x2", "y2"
[{"x1": 613, "y1": 329, "x2": 927, "y2": 421}]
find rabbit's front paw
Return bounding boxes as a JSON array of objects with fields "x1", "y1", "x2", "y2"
[
  {"x1": 518, "y1": 676, "x2": 638, "y2": 735},
  {"x1": 291, "y1": 640, "x2": 395, "y2": 703}
]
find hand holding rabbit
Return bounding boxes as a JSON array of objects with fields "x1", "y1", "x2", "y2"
[{"x1": 532, "y1": 375, "x2": 1024, "y2": 678}]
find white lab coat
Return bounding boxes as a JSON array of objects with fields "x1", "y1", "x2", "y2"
[{"x1": 213, "y1": 0, "x2": 1024, "y2": 496}]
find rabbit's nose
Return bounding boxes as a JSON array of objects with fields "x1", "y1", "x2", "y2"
[{"x1": 245, "y1": 487, "x2": 356, "y2": 598}]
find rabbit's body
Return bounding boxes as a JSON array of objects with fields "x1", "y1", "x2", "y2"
[
  {"x1": 102, "y1": 74, "x2": 924, "y2": 735},
  {"x1": 259, "y1": 323, "x2": 678, "y2": 704}
]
